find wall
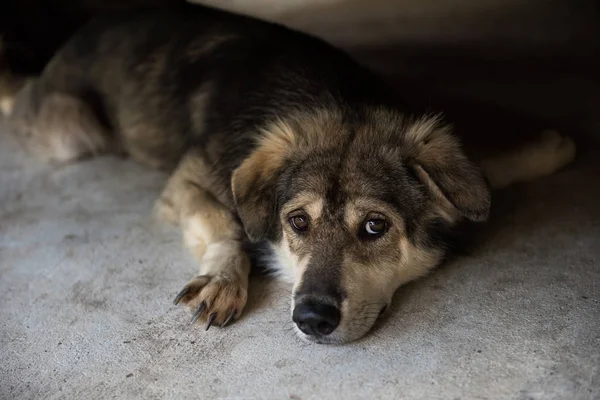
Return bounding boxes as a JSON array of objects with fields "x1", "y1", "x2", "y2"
[{"x1": 191, "y1": 0, "x2": 600, "y2": 139}]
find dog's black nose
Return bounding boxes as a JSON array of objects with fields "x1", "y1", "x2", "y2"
[{"x1": 293, "y1": 300, "x2": 341, "y2": 336}]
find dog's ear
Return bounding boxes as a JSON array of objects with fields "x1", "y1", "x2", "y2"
[
  {"x1": 231, "y1": 153, "x2": 282, "y2": 242},
  {"x1": 403, "y1": 116, "x2": 491, "y2": 222},
  {"x1": 232, "y1": 124, "x2": 296, "y2": 242}
]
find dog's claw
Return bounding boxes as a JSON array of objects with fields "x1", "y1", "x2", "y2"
[
  {"x1": 221, "y1": 310, "x2": 236, "y2": 327},
  {"x1": 206, "y1": 312, "x2": 217, "y2": 330},
  {"x1": 173, "y1": 287, "x2": 190, "y2": 305},
  {"x1": 176, "y1": 274, "x2": 247, "y2": 329},
  {"x1": 190, "y1": 302, "x2": 206, "y2": 324}
]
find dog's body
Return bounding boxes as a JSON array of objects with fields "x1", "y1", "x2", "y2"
[{"x1": 4, "y1": 5, "x2": 576, "y2": 343}]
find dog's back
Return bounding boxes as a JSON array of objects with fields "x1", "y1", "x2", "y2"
[{"x1": 7, "y1": 6, "x2": 390, "y2": 169}]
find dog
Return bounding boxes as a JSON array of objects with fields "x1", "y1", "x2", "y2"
[{"x1": 2, "y1": 4, "x2": 576, "y2": 344}]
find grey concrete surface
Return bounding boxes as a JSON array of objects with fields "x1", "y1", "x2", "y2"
[{"x1": 1, "y1": 112, "x2": 600, "y2": 400}]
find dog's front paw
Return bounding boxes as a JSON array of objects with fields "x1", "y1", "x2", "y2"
[{"x1": 173, "y1": 274, "x2": 248, "y2": 329}]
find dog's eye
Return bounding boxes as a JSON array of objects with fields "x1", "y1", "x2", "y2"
[
  {"x1": 362, "y1": 219, "x2": 388, "y2": 239},
  {"x1": 290, "y1": 215, "x2": 309, "y2": 232}
]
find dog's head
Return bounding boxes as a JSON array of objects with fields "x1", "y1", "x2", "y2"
[{"x1": 232, "y1": 107, "x2": 490, "y2": 344}]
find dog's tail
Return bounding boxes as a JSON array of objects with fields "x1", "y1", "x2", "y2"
[{"x1": 0, "y1": 36, "x2": 35, "y2": 118}]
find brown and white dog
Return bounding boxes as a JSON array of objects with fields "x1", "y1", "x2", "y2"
[{"x1": 2, "y1": 4, "x2": 576, "y2": 344}]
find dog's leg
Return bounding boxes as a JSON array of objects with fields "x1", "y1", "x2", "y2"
[
  {"x1": 0, "y1": 75, "x2": 30, "y2": 117},
  {"x1": 157, "y1": 151, "x2": 250, "y2": 328},
  {"x1": 481, "y1": 130, "x2": 577, "y2": 190},
  {"x1": 10, "y1": 88, "x2": 112, "y2": 163}
]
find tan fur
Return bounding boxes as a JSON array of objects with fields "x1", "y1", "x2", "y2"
[
  {"x1": 244, "y1": 108, "x2": 346, "y2": 167},
  {"x1": 178, "y1": 240, "x2": 249, "y2": 325},
  {"x1": 481, "y1": 130, "x2": 577, "y2": 190},
  {"x1": 275, "y1": 194, "x2": 324, "y2": 281},
  {"x1": 333, "y1": 238, "x2": 443, "y2": 343},
  {"x1": 233, "y1": 109, "x2": 345, "y2": 184},
  {"x1": 0, "y1": 97, "x2": 14, "y2": 116},
  {"x1": 232, "y1": 128, "x2": 291, "y2": 191},
  {"x1": 281, "y1": 194, "x2": 325, "y2": 223},
  {"x1": 411, "y1": 164, "x2": 462, "y2": 222},
  {"x1": 287, "y1": 190, "x2": 448, "y2": 343},
  {"x1": 396, "y1": 236, "x2": 445, "y2": 285},
  {"x1": 155, "y1": 151, "x2": 250, "y2": 325},
  {"x1": 11, "y1": 90, "x2": 111, "y2": 163},
  {"x1": 271, "y1": 232, "x2": 310, "y2": 283},
  {"x1": 0, "y1": 73, "x2": 30, "y2": 117},
  {"x1": 124, "y1": 127, "x2": 179, "y2": 169}
]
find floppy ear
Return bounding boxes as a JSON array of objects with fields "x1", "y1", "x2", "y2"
[
  {"x1": 231, "y1": 151, "x2": 283, "y2": 242},
  {"x1": 403, "y1": 116, "x2": 491, "y2": 222},
  {"x1": 231, "y1": 122, "x2": 298, "y2": 242}
]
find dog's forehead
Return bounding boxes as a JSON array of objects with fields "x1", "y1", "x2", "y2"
[
  {"x1": 278, "y1": 147, "x2": 421, "y2": 216},
  {"x1": 278, "y1": 150, "x2": 340, "y2": 195}
]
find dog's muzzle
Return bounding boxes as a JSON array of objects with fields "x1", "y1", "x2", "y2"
[{"x1": 292, "y1": 297, "x2": 341, "y2": 337}]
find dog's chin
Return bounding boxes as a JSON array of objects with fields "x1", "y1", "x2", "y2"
[{"x1": 293, "y1": 317, "x2": 378, "y2": 345}]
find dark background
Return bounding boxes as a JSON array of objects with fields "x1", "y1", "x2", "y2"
[{"x1": 2, "y1": 0, "x2": 598, "y2": 146}]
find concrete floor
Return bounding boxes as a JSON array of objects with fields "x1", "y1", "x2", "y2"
[{"x1": 1, "y1": 108, "x2": 599, "y2": 399}]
